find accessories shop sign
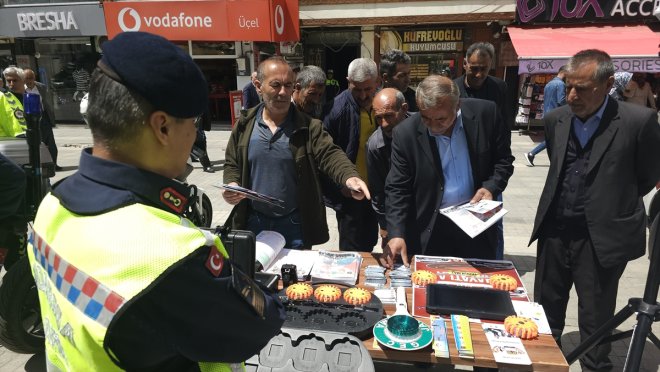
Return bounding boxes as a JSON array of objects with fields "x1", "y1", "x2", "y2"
[
  {"x1": 516, "y1": 0, "x2": 660, "y2": 23},
  {"x1": 519, "y1": 57, "x2": 660, "y2": 74},
  {"x1": 0, "y1": 4, "x2": 106, "y2": 37}
]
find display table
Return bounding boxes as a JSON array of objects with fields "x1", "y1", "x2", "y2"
[{"x1": 356, "y1": 253, "x2": 569, "y2": 371}]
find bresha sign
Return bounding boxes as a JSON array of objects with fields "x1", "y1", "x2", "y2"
[
  {"x1": 17, "y1": 11, "x2": 78, "y2": 31},
  {"x1": 103, "y1": 0, "x2": 299, "y2": 42},
  {"x1": 0, "y1": 4, "x2": 106, "y2": 37}
]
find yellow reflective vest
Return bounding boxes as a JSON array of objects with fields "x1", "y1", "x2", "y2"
[
  {"x1": 0, "y1": 90, "x2": 26, "y2": 138},
  {"x1": 28, "y1": 194, "x2": 243, "y2": 372}
]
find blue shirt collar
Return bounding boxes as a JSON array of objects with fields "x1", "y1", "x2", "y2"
[{"x1": 575, "y1": 95, "x2": 609, "y2": 124}]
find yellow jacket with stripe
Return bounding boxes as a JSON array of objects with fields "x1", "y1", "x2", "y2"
[{"x1": 28, "y1": 149, "x2": 285, "y2": 371}]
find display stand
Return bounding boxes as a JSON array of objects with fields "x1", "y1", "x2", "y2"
[{"x1": 514, "y1": 73, "x2": 553, "y2": 135}]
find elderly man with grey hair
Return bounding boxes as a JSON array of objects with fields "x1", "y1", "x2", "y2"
[
  {"x1": 383, "y1": 75, "x2": 514, "y2": 268},
  {"x1": 292, "y1": 65, "x2": 326, "y2": 119},
  {"x1": 323, "y1": 58, "x2": 380, "y2": 252},
  {"x1": 3, "y1": 66, "x2": 26, "y2": 100},
  {"x1": 1, "y1": 66, "x2": 27, "y2": 137}
]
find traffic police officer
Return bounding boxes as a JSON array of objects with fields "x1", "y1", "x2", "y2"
[
  {"x1": 27, "y1": 32, "x2": 285, "y2": 371},
  {"x1": 0, "y1": 83, "x2": 26, "y2": 138}
]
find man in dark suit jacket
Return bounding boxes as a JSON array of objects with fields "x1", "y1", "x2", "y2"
[
  {"x1": 383, "y1": 75, "x2": 514, "y2": 268},
  {"x1": 242, "y1": 71, "x2": 260, "y2": 110},
  {"x1": 530, "y1": 49, "x2": 660, "y2": 371},
  {"x1": 453, "y1": 42, "x2": 509, "y2": 126}
]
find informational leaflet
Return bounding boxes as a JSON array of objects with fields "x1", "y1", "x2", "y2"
[
  {"x1": 255, "y1": 231, "x2": 317, "y2": 280},
  {"x1": 482, "y1": 324, "x2": 532, "y2": 365},
  {"x1": 439, "y1": 200, "x2": 507, "y2": 238},
  {"x1": 214, "y1": 183, "x2": 285, "y2": 209},
  {"x1": 512, "y1": 301, "x2": 552, "y2": 335},
  {"x1": 412, "y1": 255, "x2": 529, "y2": 318},
  {"x1": 310, "y1": 251, "x2": 362, "y2": 286}
]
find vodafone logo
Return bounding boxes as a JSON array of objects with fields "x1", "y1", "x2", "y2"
[
  {"x1": 115, "y1": 6, "x2": 213, "y2": 32},
  {"x1": 118, "y1": 8, "x2": 141, "y2": 32},
  {"x1": 274, "y1": 4, "x2": 284, "y2": 35}
]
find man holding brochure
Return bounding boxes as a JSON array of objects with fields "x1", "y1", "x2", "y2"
[
  {"x1": 223, "y1": 57, "x2": 369, "y2": 249},
  {"x1": 383, "y1": 75, "x2": 514, "y2": 267}
]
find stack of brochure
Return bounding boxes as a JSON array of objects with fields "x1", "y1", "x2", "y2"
[{"x1": 310, "y1": 251, "x2": 362, "y2": 286}]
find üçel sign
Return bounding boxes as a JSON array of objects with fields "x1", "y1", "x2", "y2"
[
  {"x1": 0, "y1": 4, "x2": 106, "y2": 37},
  {"x1": 518, "y1": 57, "x2": 660, "y2": 74},
  {"x1": 103, "y1": 0, "x2": 299, "y2": 42}
]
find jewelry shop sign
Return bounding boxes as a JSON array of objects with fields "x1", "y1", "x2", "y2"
[{"x1": 401, "y1": 28, "x2": 464, "y2": 53}]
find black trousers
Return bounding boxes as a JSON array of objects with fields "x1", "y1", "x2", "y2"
[
  {"x1": 425, "y1": 214, "x2": 497, "y2": 260},
  {"x1": 534, "y1": 222, "x2": 626, "y2": 371},
  {"x1": 40, "y1": 114, "x2": 58, "y2": 165},
  {"x1": 336, "y1": 198, "x2": 378, "y2": 252}
]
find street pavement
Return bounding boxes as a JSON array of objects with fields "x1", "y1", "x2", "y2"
[{"x1": 0, "y1": 124, "x2": 658, "y2": 371}]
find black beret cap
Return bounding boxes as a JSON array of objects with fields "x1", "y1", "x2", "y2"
[{"x1": 100, "y1": 32, "x2": 207, "y2": 118}]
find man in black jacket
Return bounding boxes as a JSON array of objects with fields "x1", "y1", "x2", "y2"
[
  {"x1": 384, "y1": 75, "x2": 514, "y2": 267},
  {"x1": 530, "y1": 49, "x2": 660, "y2": 371}
]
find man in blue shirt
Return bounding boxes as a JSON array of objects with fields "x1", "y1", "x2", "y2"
[
  {"x1": 524, "y1": 66, "x2": 566, "y2": 166},
  {"x1": 383, "y1": 75, "x2": 514, "y2": 267}
]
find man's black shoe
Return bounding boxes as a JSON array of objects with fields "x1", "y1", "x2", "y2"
[
  {"x1": 203, "y1": 166, "x2": 215, "y2": 173},
  {"x1": 524, "y1": 152, "x2": 535, "y2": 167}
]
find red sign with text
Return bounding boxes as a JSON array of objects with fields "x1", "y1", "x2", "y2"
[{"x1": 104, "y1": 0, "x2": 299, "y2": 42}]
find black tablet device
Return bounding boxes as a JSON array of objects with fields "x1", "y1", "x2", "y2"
[{"x1": 426, "y1": 283, "x2": 516, "y2": 321}]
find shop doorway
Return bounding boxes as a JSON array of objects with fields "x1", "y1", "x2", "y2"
[{"x1": 194, "y1": 59, "x2": 237, "y2": 123}]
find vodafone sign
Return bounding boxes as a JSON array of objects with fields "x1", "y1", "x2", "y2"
[{"x1": 104, "y1": 0, "x2": 299, "y2": 42}]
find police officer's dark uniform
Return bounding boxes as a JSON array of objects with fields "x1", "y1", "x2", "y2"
[{"x1": 27, "y1": 32, "x2": 285, "y2": 371}]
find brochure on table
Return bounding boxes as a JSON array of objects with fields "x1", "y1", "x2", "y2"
[
  {"x1": 412, "y1": 255, "x2": 529, "y2": 318},
  {"x1": 310, "y1": 250, "x2": 362, "y2": 286},
  {"x1": 482, "y1": 324, "x2": 532, "y2": 365},
  {"x1": 255, "y1": 231, "x2": 317, "y2": 281},
  {"x1": 439, "y1": 200, "x2": 507, "y2": 238}
]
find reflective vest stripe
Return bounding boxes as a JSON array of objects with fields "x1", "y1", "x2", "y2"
[{"x1": 29, "y1": 226, "x2": 125, "y2": 328}]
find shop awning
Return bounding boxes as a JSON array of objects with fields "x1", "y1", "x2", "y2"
[
  {"x1": 508, "y1": 25, "x2": 660, "y2": 74},
  {"x1": 104, "y1": 0, "x2": 299, "y2": 42}
]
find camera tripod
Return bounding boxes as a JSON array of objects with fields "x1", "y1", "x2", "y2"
[{"x1": 565, "y1": 193, "x2": 660, "y2": 371}]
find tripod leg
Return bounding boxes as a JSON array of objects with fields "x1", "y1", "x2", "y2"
[
  {"x1": 649, "y1": 331, "x2": 660, "y2": 349},
  {"x1": 623, "y1": 312, "x2": 655, "y2": 372},
  {"x1": 565, "y1": 303, "x2": 634, "y2": 364}
]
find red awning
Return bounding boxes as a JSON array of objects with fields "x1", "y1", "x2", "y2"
[{"x1": 508, "y1": 25, "x2": 660, "y2": 74}]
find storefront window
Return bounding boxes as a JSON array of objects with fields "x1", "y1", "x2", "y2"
[
  {"x1": 191, "y1": 41, "x2": 236, "y2": 57},
  {"x1": 380, "y1": 27, "x2": 464, "y2": 86},
  {"x1": 35, "y1": 37, "x2": 98, "y2": 123}
]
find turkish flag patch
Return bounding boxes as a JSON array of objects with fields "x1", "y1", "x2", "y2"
[{"x1": 205, "y1": 248, "x2": 224, "y2": 277}]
